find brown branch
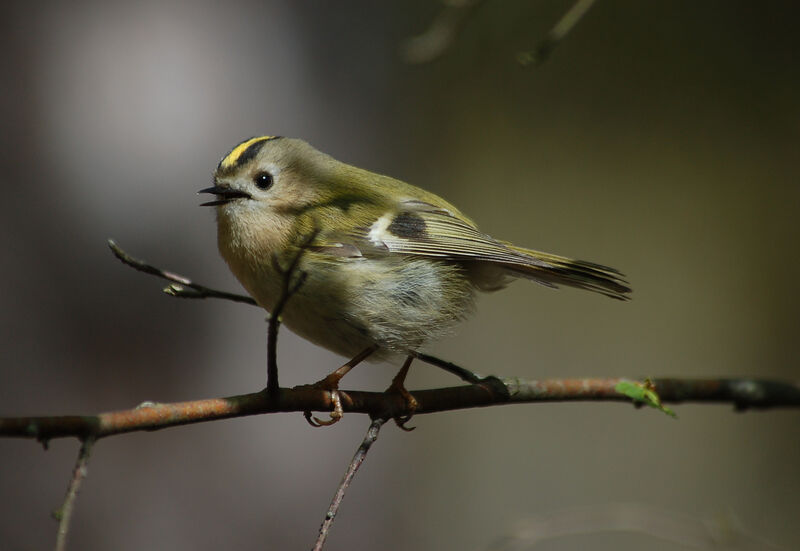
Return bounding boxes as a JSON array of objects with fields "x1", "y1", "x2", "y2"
[
  {"x1": 53, "y1": 437, "x2": 94, "y2": 551},
  {"x1": 2, "y1": 377, "x2": 798, "y2": 444},
  {"x1": 313, "y1": 418, "x2": 386, "y2": 551}
]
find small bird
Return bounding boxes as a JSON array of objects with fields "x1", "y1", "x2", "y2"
[{"x1": 200, "y1": 136, "x2": 630, "y2": 424}]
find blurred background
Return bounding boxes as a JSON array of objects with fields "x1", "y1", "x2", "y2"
[{"x1": 1, "y1": 1, "x2": 798, "y2": 549}]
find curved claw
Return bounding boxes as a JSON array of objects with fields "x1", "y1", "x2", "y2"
[
  {"x1": 302, "y1": 390, "x2": 344, "y2": 428},
  {"x1": 394, "y1": 415, "x2": 416, "y2": 431},
  {"x1": 303, "y1": 410, "x2": 323, "y2": 427},
  {"x1": 311, "y1": 412, "x2": 342, "y2": 426},
  {"x1": 385, "y1": 367, "x2": 419, "y2": 431}
]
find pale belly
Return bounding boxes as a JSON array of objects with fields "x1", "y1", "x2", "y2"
[{"x1": 230, "y1": 252, "x2": 476, "y2": 361}]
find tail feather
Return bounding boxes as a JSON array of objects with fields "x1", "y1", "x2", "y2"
[{"x1": 506, "y1": 245, "x2": 632, "y2": 301}]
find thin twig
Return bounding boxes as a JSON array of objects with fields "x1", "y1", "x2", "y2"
[
  {"x1": 517, "y1": 0, "x2": 597, "y2": 67},
  {"x1": 53, "y1": 437, "x2": 95, "y2": 551},
  {"x1": 266, "y1": 229, "x2": 319, "y2": 394},
  {"x1": 313, "y1": 418, "x2": 386, "y2": 551},
  {"x1": 412, "y1": 351, "x2": 486, "y2": 384},
  {"x1": 107, "y1": 239, "x2": 257, "y2": 306}
]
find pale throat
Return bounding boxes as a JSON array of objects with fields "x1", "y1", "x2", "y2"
[{"x1": 217, "y1": 206, "x2": 293, "y2": 274}]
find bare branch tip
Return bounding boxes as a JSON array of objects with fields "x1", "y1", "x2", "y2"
[{"x1": 107, "y1": 238, "x2": 125, "y2": 260}]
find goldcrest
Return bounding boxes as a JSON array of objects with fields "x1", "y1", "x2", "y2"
[{"x1": 200, "y1": 136, "x2": 630, "y2": 369}]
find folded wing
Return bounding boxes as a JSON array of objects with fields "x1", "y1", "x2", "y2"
[{"x1": 351, "y1": 201, "x2": 631, "y2": 300}]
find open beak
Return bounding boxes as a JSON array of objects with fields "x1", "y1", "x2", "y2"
[{"x1": 198, "y1": 185, "x2": 252, "y2": 207}]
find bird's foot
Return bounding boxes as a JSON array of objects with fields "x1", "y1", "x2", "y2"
[
  {"x1": 385, "y1": 355, "x2": 418, "y2": 431},
  {"x1": 296, "y1": 374, "x2": 346, "y2": 427},
  {"x1": 296, "y1": 346, "x2": 378, "y2": 428}
]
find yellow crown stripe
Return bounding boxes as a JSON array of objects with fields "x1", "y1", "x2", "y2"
[{"x1": 219, "y1": 136, "x2": 276, "y2": 169}]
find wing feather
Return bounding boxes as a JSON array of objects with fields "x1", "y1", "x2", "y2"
[{"x1": 347, "y1": 201, "x2": 631, "y2": 300}]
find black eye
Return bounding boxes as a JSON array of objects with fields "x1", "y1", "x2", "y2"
[{"x1": 252, "y1": 171, "x2": 273, "y2": 190}]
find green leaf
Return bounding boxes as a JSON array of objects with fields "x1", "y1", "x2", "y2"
[{"x1": 616, "y1": 379, "x2": 677, "y2": 418}]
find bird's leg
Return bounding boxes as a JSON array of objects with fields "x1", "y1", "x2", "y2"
[
  {"x1": 385, "y1": 354, "x2": 419, "y2": 431},
  {"x1": 299, "y1": 345, "x2": 378, "y2": 427}
]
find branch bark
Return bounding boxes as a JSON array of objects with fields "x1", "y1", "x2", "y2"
[{"x1": 2, "y1": 377, "x2": 798, "y2": 444}]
